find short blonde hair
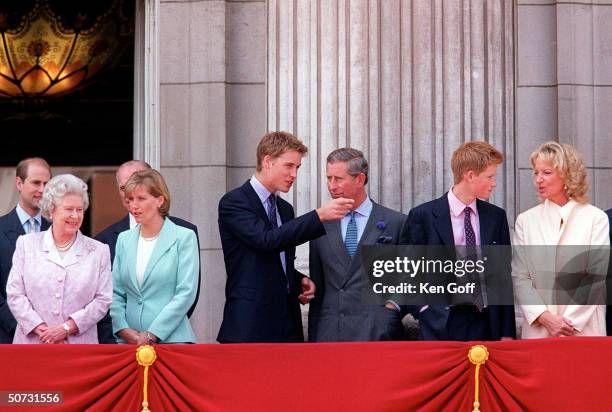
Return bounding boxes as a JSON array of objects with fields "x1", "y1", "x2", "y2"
[
  {"x1": 40, "y1": 174, "x2": 89, "y2": 219},
  {"x1": 529, "y1": 141, "x2": 588, "y2": 203},
  {"x1": 256, "y1": 131, "x2": 308, "y2": 171},
  {"x1": 451, "y1": 141, "x2": 503, "y2": 184},
  {"x1": 124, "y1": 169, "x2": 171, "y2": 217}
]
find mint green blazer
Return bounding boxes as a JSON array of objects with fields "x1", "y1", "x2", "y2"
[{"x1": 110, "y1": 218, "x2": 198, "y2": 343}]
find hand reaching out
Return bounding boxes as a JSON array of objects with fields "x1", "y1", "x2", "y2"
[{"x1": 316, "y1": 198, "x2": 354, "y2": 222}]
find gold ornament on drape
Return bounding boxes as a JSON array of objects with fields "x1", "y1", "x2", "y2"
[
  {"x1": 136, "y1": 345, "x2": 157, "y2": 412},
  {"x1": 468, "y1": 345, "x2": 489, "y2": 412}
]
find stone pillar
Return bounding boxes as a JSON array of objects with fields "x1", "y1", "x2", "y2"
[
  {"x1": 516, "y1": 0, "x2": 612, "y2": 213},
  {"x1": 267, "y1": 0, "x2": 515, "y2": 267},
  {"x1": 158, "y1": 0, "x2": 228, "y2": 343},
  {"x1": 157, "y1": 0, "x2": 267, "y2": 343}
]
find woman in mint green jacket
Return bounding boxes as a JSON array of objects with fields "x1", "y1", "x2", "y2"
[{"x1": 110, "y1": 169, "x2": 198, "y2": 344}]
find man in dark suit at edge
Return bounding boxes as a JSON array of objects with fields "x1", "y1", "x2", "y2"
[
  {"x1": 0, "y1": 158, "x2": 51, "y2": 343},
  {"x1": 308, "y1": 148, "x2": 407, "y2": 342},
  {"x1": 217, "y1": 131, "x2": 353, "y2": 343},
  {"x1": 400, "y1": 141, "x2": 516, "y2": 341},
  {"x1": 95, "y1": 160, "x2": 201, "y2": 343}
]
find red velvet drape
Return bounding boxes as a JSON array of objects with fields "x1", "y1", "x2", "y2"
[{"x1": 0, "y1": 338, "x2": 611, "y2": 411}]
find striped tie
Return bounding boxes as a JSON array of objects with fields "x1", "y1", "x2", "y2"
[
  {"x1": 267, "y1": 195, "x2": 278, "y2": 228},
  {"x1": 464, "y1": 207, "x2": 484, "y2": 311},
  {"x1": 28, "y1": 218, "x2": 38, "y2": 234},
  {"x1": 344, "y1": 211, "x2": 358, "y2": 257},
  {"x1": 268, "y1": 194, "x2": 289, "y2": 291}
]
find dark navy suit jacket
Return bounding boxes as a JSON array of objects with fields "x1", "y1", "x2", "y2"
[
  {"x1": 217, "y1": 180, "x2": 326, "y2": 343},
  {"x1": 400, "y1": 194, "x2": 516, "y2": 341},
  {"x1": 95, "y1": 214, "x2": 201, "y2": 343},
  {"x1": 0, "y1": 208, "x2": 50, "y2": 343}
]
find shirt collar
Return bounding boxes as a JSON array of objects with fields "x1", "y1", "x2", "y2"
[
  {"x1": 544, "y1": 198, "x2": 577, "y2": 222},
  {"x1": 447, "y1": 188, "x2": 478, "y2": 218},
  {"x1": 15, "y1": 203, "x2": 42, "y2": 226},
  {"x1": 350, "y1": 196, "x2": 373, "y2": 218},
  {"x1": 250, "y1": 175, "x2": 273, "y2": 204}
]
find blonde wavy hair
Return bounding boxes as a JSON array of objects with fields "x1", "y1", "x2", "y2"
[{"x1": 529, "y1": 141, "x2": 588, "y2": 203}]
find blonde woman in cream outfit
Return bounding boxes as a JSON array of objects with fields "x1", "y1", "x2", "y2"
[{"x1": 513, "y1": 142, "x2": 609, "y2": 338}]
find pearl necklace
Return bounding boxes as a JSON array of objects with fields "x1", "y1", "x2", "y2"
[
  {"x1": 141, "y1": 232, "x2": 160, "y2": 242},
  {"x1": 55, "y1": 236, "x2": 76, "y2": 251}
]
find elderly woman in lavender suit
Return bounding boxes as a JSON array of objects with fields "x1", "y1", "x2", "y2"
[{"x1": 7, "y1": 174, "x2": 112, "y2": 344}]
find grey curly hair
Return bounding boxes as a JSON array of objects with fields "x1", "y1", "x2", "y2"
[{"x1": 40, "y1": 174, "x2": 89, "y2": 219}]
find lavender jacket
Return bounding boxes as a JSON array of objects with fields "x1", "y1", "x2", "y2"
[{"x1": 6, "y1": 230, "x2": 112, "y2": 344}]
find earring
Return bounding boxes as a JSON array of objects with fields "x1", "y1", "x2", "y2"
[{"x1": 563, "y1": 184, "x2": 568, "y2": 190}]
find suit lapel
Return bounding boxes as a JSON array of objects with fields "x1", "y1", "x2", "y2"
[
  {"x1": 42, "y1": 229, "x2": 65, "y2": 268},
  {"x1": 42, "y1": 230, "x2": 88, "y2": 269},
  {"x1": 4, "y1": 208, "x2": 25, "y2": 246},
  {"x1": 338, "y1": 204, "x2": 386, "y2": 288},
  {"x1": 141, "y1": 219, "x2": 177, "y2": 288},
  {"x1": 241, "y1": 181, "x2": 270, "y2": 224},
  {"x1": 123, "y1": 226, "x2": 140, "y2": 290},
  {"x1": 432, "y1": 195, "x2": 455, "y2": 246},
  {"x1": 40, "y1": 217, "x2": 51, "y2": 231},
  {"x1": 276, "y1": 199, "x2": 295, "y2": 289},
  {"x1": 476, "y1": 200, "x2": 494, "y2": 245},
  {"x1": 61, "y1": 231, "x2": 86, "y2": 268},
  {"x1": 277, "y1": 198, "x2": 292, "y2": 225},
  {"x1": 115, "y1": 215, "x2": 130, "y2": 235},
  {"x1": 357, "y1": 202, "x2": 385, "y2": 247},
  {"x1": 324, "y1": 220, "x2": 351, "y2": 269}
]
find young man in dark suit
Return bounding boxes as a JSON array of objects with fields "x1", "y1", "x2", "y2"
[
  {"x1": 95, "y1": 160, "x2": 201, "y2": 343},
  {"x1": 217, "y1": 131, "x2": 353, "y2": 343},
  {"x1": 0, "y1": 158, "x2": 51, "y2": 343},
  {"x1": 308, "y1": 148, "x2": 407, "y2": 342},
  {"x1": 400, "y1": 141, "x2": 516, "y2": 341}
]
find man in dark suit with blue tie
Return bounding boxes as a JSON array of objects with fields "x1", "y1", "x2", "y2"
[
  {"x1": 217, "y1": 132, "x2": 353, "y2": 343},
  {"x1": 400, "y1": 142, "x2": 515, "y2": 341},
  {"x1": 95, "y1": 160, "x2": 201, "y2": 343},
  {"x1": 0, "y1": 158, "x2": 51, "y2": 343}
]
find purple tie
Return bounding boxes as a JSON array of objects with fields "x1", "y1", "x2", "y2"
[
  {"x1": 464, "y1": 207, "x2": 483, "y2": 311},
  {"x1": 268, "y1": 194, "x2": 278, "y2": 228},
  {"x1": 268, "y1": 194, "x2": 289, "y2": 291}
]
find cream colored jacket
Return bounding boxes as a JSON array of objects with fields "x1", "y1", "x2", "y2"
[{"x1": 512, "y1": 199, "x2": 609, "y2": 338}]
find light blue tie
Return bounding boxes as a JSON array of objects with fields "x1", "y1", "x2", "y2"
[
  {"x1": 28, "y1": 218, "x2": 38, "y2": 233},
  {"x1": 344, "y1": 211, "x2": 358, "y2": 257}
]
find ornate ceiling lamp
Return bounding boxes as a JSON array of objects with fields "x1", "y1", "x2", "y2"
[{"x1": 0, "y1": 0, "x2": 133, "y2": 98}]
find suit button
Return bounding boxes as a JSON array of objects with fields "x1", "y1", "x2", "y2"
[
  {"x1": 55, "y1": 293, "x2": 60, "y2": 299},
  {"x1": 340, "y1": 289, "x2": 344, "y2": 292},
  {"x1": 57, "y1": 277, "x2": 62, "y2": 282},
  {"x1": 138, "y1": 300, "x2": 143, "y2": 305},
  {"x1": 340, "y1": 313, "x2": 345, "y2": 318},
  {"x1": 53, "y1": 310, "x2": 59, "y2": 315}
]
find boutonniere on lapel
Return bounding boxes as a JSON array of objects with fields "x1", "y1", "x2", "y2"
[{"x1": 375, "y1": 220, "x2": 392, "y2": 243}]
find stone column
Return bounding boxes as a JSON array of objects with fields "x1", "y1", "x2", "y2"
[
  {"x1": 267, "y1": 0, "x2": 515, "y2": 268},
  {"x1": 516, "y1": 0, "x2": 612, "y2": 213},
  {"x1": 158, "y1": 0, "x2": 228, "y2": 343}
]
